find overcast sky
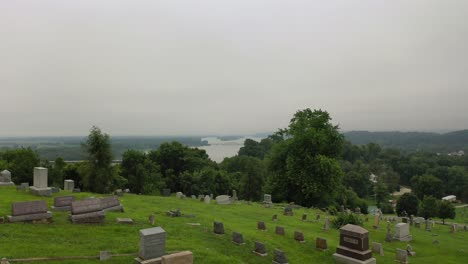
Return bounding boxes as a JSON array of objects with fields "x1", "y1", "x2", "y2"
[{"x1": 1, "y1": 0, "x2": 467, "y2": 136}]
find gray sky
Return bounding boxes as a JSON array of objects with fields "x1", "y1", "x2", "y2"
[{"x1": 1, "y1": 0, "x2": 468, "y2": 136}]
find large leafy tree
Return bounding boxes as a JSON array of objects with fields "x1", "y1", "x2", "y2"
[
  {"x1": 419, "y1": 196, "x2": 439, "y2": 219},
  {"x1": 396, "y1": 193, "x2": 420, "y2": 216},
  {"x1": 0, "y1": 148, "x2": 40, "y2": 184},
  {"x1": 438, "y1": 200, "x2": 455, "y2": 224},
  {"x1": 81, "y1": 126, "x2": 115, "y2": 193},
  {"x1": 267, "y1": 109, "x2": 344, "y2": 206},
  {"x1": 411, "y1": 174, "x2": 443, "y2": 199}
]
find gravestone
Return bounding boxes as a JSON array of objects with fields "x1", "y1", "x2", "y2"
[
  {"x1": 99, "y1": 251, "x2": 111, "y2": 261},
  {"x1": 204, "y1": 195, "x2": 211, "y2": 204},
  {"x1": 214, "y1": 221, "x2": 224, "y2": 235},
  {"x1": 149, "y1": 214, "x2": 155, "y2": 225},
  {"x1": 7, "y1": 200, "x2": 52, "y2": 222},
  {"x1": 116, "y1": 217, "x2": 134, "y2": 224},
  {"x1": 450, "y1": 224, "x2": 457, "y2": 233},
  {"x1": 64, "y1": 179, "x2": 74, "y2": 191},
  {"x1": 302, "y1": 214, "x2": 307, "y2": 221},
  {"x1": 0, "y1": 170, "x2": 14, "y2": 186},
  {"x1": 316, "y1": 214, "x2": 321, "y2": 221},
  {"x1": 191, "y1": 195, "x2": 196, "y2": 199},
  {"x1": 333, "y1": 224, "x2": 376, "y2": 264},
  {"x1": 29, "y1": 167, "x2": 52, "y2": 196},
  {"x1": 232, "y1": 190, "x2": 238, "y2": 201},
  {"x1": 276, "y1": 226, "x2": 285, "y2": 236},
  {"x1": 263, "y1": 194, "x2": 272, "y2": 204},
  {"x1": 115, "y1": 189, "x2": 123, "y2": 197},
  {"x1": 70, "y1": 198, "x2": 105, "y2": 223},
  {"x1": 257, "y1": 221, "x2": 266, "y2": 230},
  {"x1": 253, "y1": 241, "x2": 267, "y2": 256},
  {"x1": 162, "y1": 188, "x2": 171, "y2": 196},
  {"x1": 136, "y1": 227, "x2": 166, "y2": 262},
  {"x1": 316, "y1": 237, "x2": 328, "y2": 251},
  {"x1": 414, "y1": 221, "x2": 421, "y2": 228},
  {"x1": 323, "y1": 217, "x2": 330, "y2": 230},
  {"x1": 373, "y1": 214, "x2": 380, "y2": 229},
  {"x1": 294, "y1": 231, "x2": 305, "y2": 243},
  {"x1": 272, "y1": 214, "x2": 278, "y2": 221},
  {"x1": 371, "y1": 242, "x2": 384, "y2": 256},
  {"x1": 52, "y1": 196, "x2": 75, "y2": 211},
  {"x1": 406, "y1": 244, "x2": 416, "y2": 256},
  {"x1": 100, "y1": 196, "x2": 124, "y2": 212},
  {"x1": 20, "y1": 182, "x2": 29, "y2": 190},
  {"x1": 273, "y1": 248, "x2": 288, "y2": 264},
  {"x1": 355, "y1": 207, "x2": 361, "y2": 214},
  {"x1": 393, "y1": 223, "x2": 412, "y2": 241},
  {"x1": 161, "y1": 251, "x2": 193, "y2": 264},
  {"x1": 72, "y1": 188, "x2": 81, "y2": 193},
  {"x1": 215, "y1": 195, "x2": 231, "y2": 205},
  {"x1": 198, "y1": 194, "x2": 204, "y2": 200},
  {"x1": 51, "y1": 187, "x2": 60, "y2": 193},
  {"x1": 232, "y1": 232, "x2": 244, "y2": 245},
  {"x1": 395, "y1": 248, "x2": 409, "y2": 264},
  {"x1": 283, "y1": 207, "x2": 293, "y2": 216},
  {"x1": 176, "y1": 192, "x2": 183, "y2": 199}
]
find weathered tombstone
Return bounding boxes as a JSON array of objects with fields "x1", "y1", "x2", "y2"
[
  {"x1": 450, "y1": 224, "x2": 457, "y2": 233},
  {"x1": 124, "y1": 188, "x2": 130, "y2": 193},
  {"x1": 204, "y1": 195, "x2": 211, "y2": 204},
  {"x1": 29, "y1": 167, "x2": 52, "y2": 196},
  {"x1": 99, "y1": 251, "x2": 111, "y2": 261},
  {"x1": 51, "y1": 187, "x2": 60, "y2": 193},
  {"x1": 371, "y1": 242, "x2": 384, "y2": 256},
  {"x1": 323, "y1": 217, "x2": 330, "y2": 231},
  {"x1": 425, "y1": 219, "x2": 431, "y2": 231},
  {"x1": 116, "y1": 217, "x2": 134, "y2": 224},
  {"x1": 263, "y1": 194, "x2": 272, "y2": 204},
  {"x1": 115, "y1": 189, "x2": 123, "y2": 197},
  {"x1": 355, "y1": 207, "x2": 361, "y2": 214},
  {"x1": 373, "y1": 214, "x2": 380, "y2": 229},
  {"x1": 72, "y1": 188, "x2": 81, "y2": 193},
  {"x1": 198, "y1": 194, "x2": 204, "y2": 200},
  {"x1": 316, "y1": 237, "x2": 328, "y2": 251},
  {"x1": 100, "y1": 196, "x2": 124, "y2": 212},
  {"x1": 161, "y1": 251, "x2": 193, "y2": 264},
  {"x1": 214, "y1": 221, "x2": 224, "y2": 235},
  {"x1": 70, "y1": 198, "x2": 105, "y2": 224},
  {"x1": 414, "y1": 221, "x2": 421, "y2": 228},
  {"x1": 166, "y1": 209, "x2": 181, "y2": 217},
  {"x1": 333, "y1": 224, "x2": 376, "y2": 264},
  {"x1": 393, "y1": 223, "x2": 412, "y2": 241},
  {"x1": 176, "y1": 192, "x2": 183, "y2": 199},
  {"x1": 257, "y1": 221, "x2": 266, "y2": 231},
  {"x1": 316, "y1": 214, "x2": 321, "y2": 221},
  {"x1": 149, "y1": 214, "x2": 155, "y2": 225},
  {"x1": 0, "y1": 170, "x2": 14, "y2": 186},
  {"x1": 52, "y1": 196, "x2": 75, "y2": 211},
  {"x1": 276, "y1": 226, "x2": 285, "y2": 236},
  {"x1": 7, "y1": 200, "x2": 52, "y2": 222},
  {"x1": 135, "y1": 227, "x2": 166, "y2": 263},
  {"x1": 215, "y1": 195, "x2": 231, "y2": 205},
  {"x1": 191, "y1": 195, "x2": 196, "y2": 199},
  {"x1": 272, "y1": 214, "x2": 278, "y2": 221},
  {"x1": 232, "y1": 232, "x2": 244, "y2": 245},
  {"x1": 210, "y1": 193, "x2": 213, "y2": 199},
  {"x1": 406, "y1": 244, "x2": 416, "y2": 256},
  {"x1": 232, "y1": 190, "x2": 238, "y2": 201},
  {"x1": 64, "y1": 179, "x2": 74, "y2": 191},
  {"x1": 294, "y1": 231, "x2": 305, "y2": 243},
  {"x1": 272, "y1": 248, "x2": 287, "y2": 264},
  {"x1": 395, "y1": 248, "x2": 408, "y2": 264},
  {"x1": 253, "y1": 241, "x2": 267, "y2": 256},
  {"x1": 20, "y1": 182, "x2": 29, "y2": 190},
  {"x1": 162, "y1": 188, "x2": 171, "y2": 197},
  {"x1": 283, "y1": 207, "x2": 293, "y2": 216},
  {"x1": 302, "y1": 214, "x2": 307, "y2": 221}
]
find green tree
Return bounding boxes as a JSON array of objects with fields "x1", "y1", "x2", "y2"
[
  {"x1": 438, "y1": 200, "x2": 456, "y2": 224},
  {"x1": 419, "y1": 196, "x2": 439, "y2": 219},
  {"x1": 0, "y1": 148, "x2": 40, "y2": 184},
  {"x1": 267, "y1": 109, "x2": 344, "y2": 206},
  {"x1": 81, "y1": 126, "x2": 115, "y2": 193},
  {"x1": 221, "y1": 156, "x2": 265, "y2": 201},
  {"x1": 374, "y1": 181, "x2": 389, "y2": 208},
  {"x1": 396, "y1": 193, "x2": 420, "y2": 216},
  {"x1": 411, "y1": 174, "x2": 443, "y2": 199}
]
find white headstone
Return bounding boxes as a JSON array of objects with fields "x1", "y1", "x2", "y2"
[
  {"x1": 176, "y1": 192, "x2": 183, "y2": 199},
  {"x1": 33, "y1": 167, "x2": 48, "y2": 189},
  {"x1": 393, "y1": 223, "x2": 412, "y2": 241},
  {"x1": 64, "y1": 179, "x2": 74, "y2": 191},
  {"x1": 139, "y1": 227, "x2": 166, "y2": 260},
  {"x1": 215, "y1": 195, "x2": 231, "y2": 205},
  {"x1": 0, "y1": 170, "x2": 14, "y2": 186},
  {"x1": 204, "y1": 195, "x2": 211, "y2": 204}
]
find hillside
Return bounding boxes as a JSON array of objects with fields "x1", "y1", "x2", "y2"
[
  {"x1": 0, "y1": 187, "x2": 467, "y2": 263},
  {"x1": 344, "y1": 130, "x2": 468, "y2": 153}
]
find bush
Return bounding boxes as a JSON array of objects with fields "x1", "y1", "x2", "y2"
[
  {"x1": 381, "y1": 202, "x2": 394, "y2": 214},
  {"x1": 332, "y1": 212, "x2": 363, "y2": 229}
]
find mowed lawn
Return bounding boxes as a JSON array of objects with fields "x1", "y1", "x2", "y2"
[{"x1": 0, "y1": 187, "x2": 467, "y2": 264}]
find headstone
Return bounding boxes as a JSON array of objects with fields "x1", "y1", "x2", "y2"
[
  {"x1": 272, "y1": 214, "x2": 278, "y2": 221},
  {"x1": 162, "y1": 188, "x2": 170, "y2": 196},
  {"x1": 414, "y1": 221, "x2": 421, "y2": 228},
  {"x1": 406, "y1": 244, "x2": 416, "y2": 256},
  {"x1": 316, "y1": 237, "x2": 328, "y2": 251},
  {"x1": 198, "y1": 194, "x2": 204, "y2": 200},
  {"x1": 373, "y1": 214, "x2": 380, "y2": 229},
  {"x1": 263, "y1": 194, "x2": 272, "y2": 204},
  {"x1": 176, "y1": 192, "x2": 183, "y2": 199},
  {"x1": 29, "y1": 167, "x2": 52, "y2": 196},
  {"x1": 355, "y1": 207, "x2": 361, "y2": 214},
  {"x1": 232, "y1": 190, "x2": 238, "y2": 201},
  {"x1": 302, "y1": 214, "x2": 307, "y2": 221},
  {"x1": 191, "y1": 195, "x2": 196, "y2": 199},
  {"x1": 257, "y1": 221, "x2": 266, "y2": 230},
  {"x1": 204, "y1": 195, "x2": 211, "y2": 204},
  {"x1": 214, "y1": 221, "x2": 224, "y2": 235},
  {"x1": 283, "y1": 207, "x2": 293, "y2": 216},
  {"x1": 20, "y1": 182, "x2": 29, "y2": 190},
  {"x1": 7, "y1": 200, "x2": 52, "y2": 222},
  {"x1": 73, "y1": 188, "x2": 81, "y2": 193},
  {"x1": 323, "y1": 217, "x2": 330, "y2": 231},
  {"x1": 64, "y1": 179, "x2": 74, "y2": 191},
  {"x1": 450, "y1": 224, "x2": 457, "y2": 233},
  {"x1": 272, "y1": 248, "x2": 288, "y2": 264},
  {"x1": 149, "y1": 214, "x2": 155, "y2": 225},
  {"x1": 161, "y1": 251, "x2": 193, "y2": 264},
  {"x1": 52, "y1": 196, "x2": 75, "y2": 211},
  {"x1": 275, "y1": 226, "x2": 285, "y2": 236},
  {"x1": 138, "y1": 227, "x2": 166, "y2": 261},
  {"x1": 316, "y1": 214, "x2": 321, "y2": 221},
  {"x1": 393, "y1": 223, "x2": 412, "y2": 241},
  {"x1": 294, "y1": 231, "x2": 305, "y2": 243},
  {"x1": 70, "y1": 198, "x2": 105, "y2": 224},
  {"x1": 371, "y1": 242, "x2": 384, "y2": 256},
  {"x1": 395, "y1": 248, "x2": 408, "y2": 264},
  {"x1": 0, "y1": 170, "x2": 14, "y2": 186},
  {"x1": 210, "y1": 194, "x2": 213, "y2": 199},
  {"x1": 99, "y1": 251, "x2": 111, "y2": 261},
  {"x1": 253, "y1": 241, "x2": 267, "y2": 256},
  {"x1": 100, "y1": 196, "x2": 124, "y2": 212},
  {"x1": 333, "y1": 224, "x2": 376, "y2": 264},
  {"x1": 124, "y1": 188, "x2": 130, "y2": 193},
  {"x1": 166, "y1": 209, "x2": 181, "y2": 217},
  {"x1": 215, "y1": 195, "x2": 231, "y2": 205},
  {"x1": 51, "y1": 187, "x2": 60, "y2": 193},
  {"x1": 116, "y1": 217, "x2": 134, "y2": 224},
  {"x1": 232, "y1": 232, "x2": 244, "y2": 245},
  {"x1": 115, "y1": 189, "x2": 123, "y2": 197}
]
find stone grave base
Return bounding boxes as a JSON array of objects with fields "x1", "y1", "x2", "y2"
[
  {"x1": 134, "y1": 257, "x2": 162, "y2": 264},
  {"x1": 29, "y1": 187, "x2": 52, "y2": 197},
  {"x1": 102, "y1": 204, "x2": 124, "y2": 212},
  {"x1": 252, "y1": 251, "x2": 268, "y2": 257},
  {"x1": 393, "y1": 235, "x2": 412, "y2": 242},
  {"x1": 70, "y1": 211, "x2": 105, "y2": 224},
  {"x1": 51, "y1": 206, "x2": 71, "y2": 211},
  {"x1": 333, "y1": 254, "x2": 376, "y2": 264},
  {"x1": 162, "y1": 251, "x2": 193, "y2": 264},
  {"x1": 0, "y1": 182, "x2": 15, "y2": 186},
  {"x1": 232, "y1": 241, "x2": 245, "y2": 246},
  {"x1": 7, "y1": 212, "x2": 52, "y2": 223}
]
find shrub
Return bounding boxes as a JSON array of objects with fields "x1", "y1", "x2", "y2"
[{"x1": 332, "y1": 212, "x2": 363, "y2": 229}]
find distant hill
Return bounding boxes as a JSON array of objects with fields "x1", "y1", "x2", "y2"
[{"x1": 343, "y1": 130, "x2": 468, "y2": 153}]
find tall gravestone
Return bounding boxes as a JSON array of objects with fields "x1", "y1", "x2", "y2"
[
  {"x1": 0, "y1": 170, "x2": 14, "y2": 186},
  {"x1": 30, "y1": 167, "x2": 52, "y2": 196},
  {"x1": 135, "y1": 227, "x2": 166, "y2": 263},
  {"x1": 393, "y1": 223, "x2": 412, "y2": 241},
  {"x1": 333, "y1": 224, "x2": 376, "y2": 264},
  {"x1": 64, "y1": 180, "x2": 74, "y2": 191},
  {"x1": 263, "y1": 194, "x2": 272, "y2": 204}
]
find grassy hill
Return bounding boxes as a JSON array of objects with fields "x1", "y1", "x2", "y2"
[{"x1": 0, "y1": 187, "x2": 467, "y2": 263}]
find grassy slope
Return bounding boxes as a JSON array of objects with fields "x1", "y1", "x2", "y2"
[{"x1": 0, "y1": 187, "x2": 467, "y2": 264}]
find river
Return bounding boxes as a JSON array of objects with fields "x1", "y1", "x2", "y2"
[{"x1": 197, "y1": 136, "x2": 263, "y2": 162}]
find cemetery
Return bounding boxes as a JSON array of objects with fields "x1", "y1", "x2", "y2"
[{"x1": 0, "y1": 186, "x2": 466, "y2": 263}]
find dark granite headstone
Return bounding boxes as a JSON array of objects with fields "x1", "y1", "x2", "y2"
[
  {"x1": 276, "y1": 226, "x2": 285, "y2": 236},
  {"x1": 253, "y1": 241, "x2": 267, "y2": 256},
  {"x1": 100, "y1": 196, "x2": 123, "y2": 212},
  {"x1": 272, "y1": 214, "x2": 278, "y2": 221},
  {"x1": 294, "y1": 231, "x2": 305, "y2": 242},
  {"x1": 302, "y1": 214, "x2": 307, "y2": 221},
  {"x1": 273, "y1": 248, "x2": 288, "y2": 264},
  {"x1": 12, "y1": 200, "x2": 47, "y2": 216},
  {"x1": 333, "y1": 224, "x2": 375, "y2": 263},
  {"x1": 70, "y1": 198, "x2": 105, "y2": 223},
  {"x1": 214, "y1": 221, "x2": 224, "y2": 235},
  {"x1": 283, "y1": 207, "x2": 293, "y2": 216},
  {"x1": 257, "y1": 221, "x2": 266, "y2": 230},
  {"x1": 149, "y1": 214, "x2": 155, "y2": 225},
  {"x1": 316, "y1": 237, "x2": 328, "y2": 251},
  {"x1": 232, "y1": 232, "x2": 244, "y2": 245},
  {"x1": 162, "y1": 189, "x2": 171, "y2": 196}
]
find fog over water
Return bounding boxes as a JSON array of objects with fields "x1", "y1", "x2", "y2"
[{"x1": 198, "y1": 137, "x2": 262, "y2": 162}]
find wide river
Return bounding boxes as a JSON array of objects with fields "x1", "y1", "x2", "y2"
[{"x1": 197, "y1": 136, "x2": 263, "y2": 162}]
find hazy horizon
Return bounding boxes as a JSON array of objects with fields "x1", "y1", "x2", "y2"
[{"x1": 2, "y1": 0, "x2": 468, "y2": 136}]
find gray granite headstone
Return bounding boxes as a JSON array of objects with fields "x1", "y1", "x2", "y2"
[
  {"x1": 64, "y1": 179, "x2": 74, "y2": 191},
  {"x1": 215, "y1": 195, "x2": 231, "y2": 205},
  {"x1": 257, "y1": 221, "x2": 266, "y2": 230},
  {"x1": 232, "y1": 232, "x2": 244, "y2": 245},
  {"x1": 294, "y1": 231, "x2": 305, "y2": 242},
  {"x1": 214, "y1": 221, "x2": 224, "y2": 235},
  {"x1": 316, "y1": 237, "x2": 328, "y2": 251},
  {"x1": 253, "y1": 241, "x2": 267, "y2": 256},
  {"x1": 371, "y1": 242, "x2": 384, "y2": 256},
  {"x1": 273, "y1": 248, "x2": 287, "y2": 264},
  {"x1": 162, "y1": 188, "x2": 171, "y2": 196},
  {"x1": 395, "y1": 248, "x2": 408, "y2": 264},
  {"x1": 276, "y1": 226, "x2": 285, "y2": 236},
  {"x1": 204, "y1": 195, "x2": 211, "y2": 204},
  {"x1": 139, "y1": 227, "x2": 166, "y2": 260}
]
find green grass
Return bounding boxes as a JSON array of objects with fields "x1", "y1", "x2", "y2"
[{"x1": 0, "y1": 187, "x2": 467, "y2": 263}]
